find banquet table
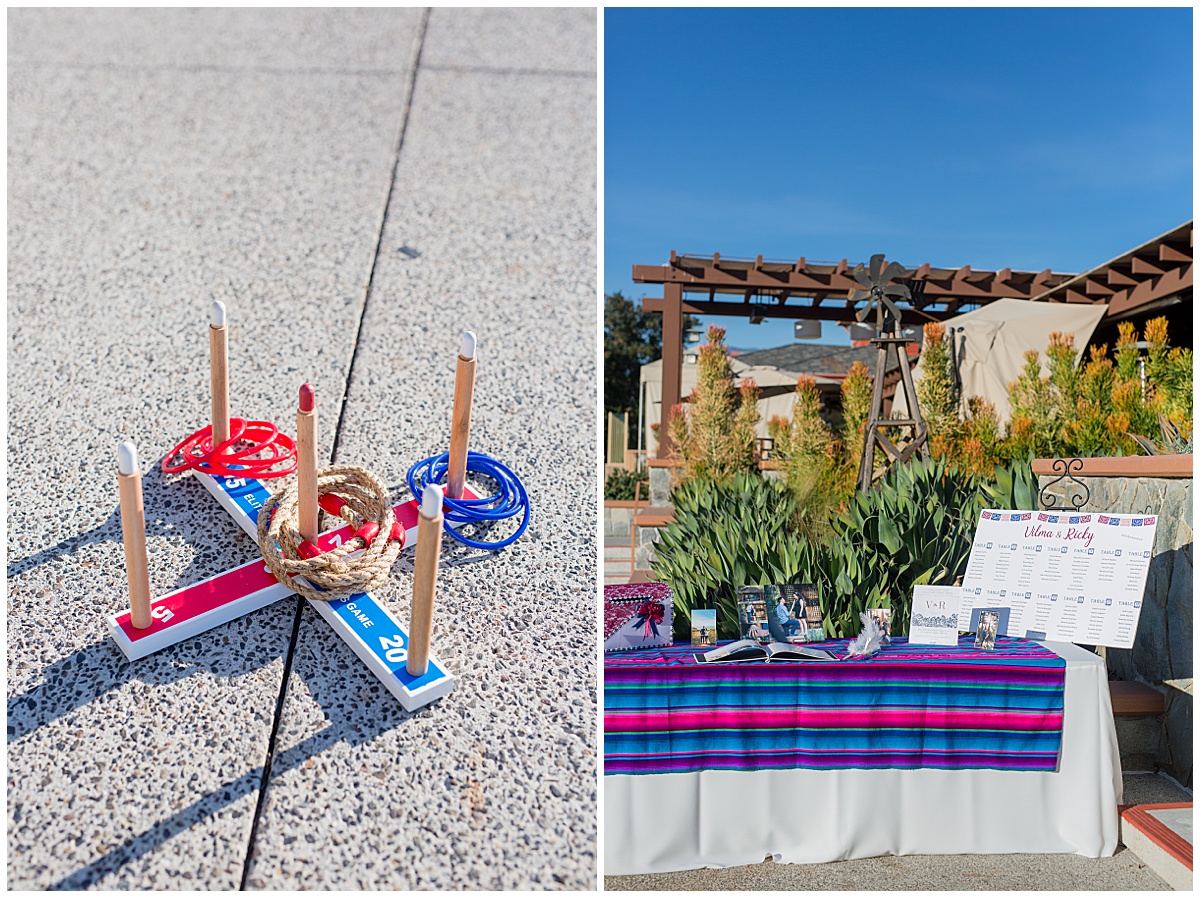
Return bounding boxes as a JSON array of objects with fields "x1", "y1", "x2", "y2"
[{"x1": 604, "y1": 639, "x2": 1121, "y2": 875}]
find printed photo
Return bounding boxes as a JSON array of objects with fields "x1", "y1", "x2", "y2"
[
  {"x1": 975, "y1": 609, "x2": 1000, "y2": 651},
  {"x1": 802, "y1": 592, "x2": 826, "y2": 642},
  {"x1": 867, "y1": 607, "x2": 892, "y2": 644},
  {"x1": 765, "y1": 585, "x2": 804, "y2": 641},
  {"x1": 691, "y1": 608, "x2": 717, "y2": 647},
  {"x1": 737, "y1": 586, "x2": 770, "y2": 642}
]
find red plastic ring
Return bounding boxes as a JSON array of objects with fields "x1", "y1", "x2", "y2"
[{"x1": 161, "y1": 418, "x2": 297, "y2": 479}]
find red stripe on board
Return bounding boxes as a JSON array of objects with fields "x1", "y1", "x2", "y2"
[
  {"x1": 113, "y1": 556, "x2": 280, "y2": 640},
  {"x1": 114, "y1": 490, "x2": 475, "y2": 642}
]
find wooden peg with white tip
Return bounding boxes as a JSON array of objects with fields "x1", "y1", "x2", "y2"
[
  {"x1": 209, "y1": 301, "x2": 230, "y2": 445},
  {"x1": 117, "y1": 441, "x2": 152, "y2": 629},
  {"x1": 407, "y1": 483, "x2": 444, "y2": 677},
  {"x1": 447, "y1": 330, "x2": 476, "y2": 500},
  {"x1": 296, "y1": 383, "x2": 318, "y2": 542}
]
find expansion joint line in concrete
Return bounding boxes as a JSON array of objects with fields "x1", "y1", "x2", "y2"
[
  {"x1": 236, "y1": 10, "x2": 431, "y2": 888},
  {"x1": 329, "y1": 5, "x2": 431, "y2": 464},
  {"x1": 237, "y1": 599, "x2": 305, "y2": 890}
]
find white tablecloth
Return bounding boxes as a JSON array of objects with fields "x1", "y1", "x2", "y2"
[{"x1": 604, "y1": 642, "x2": 1121, "y2": 874}]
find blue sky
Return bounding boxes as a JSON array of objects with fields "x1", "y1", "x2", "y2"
[{"x1": 605, "y1": 7, "x2": 1193, "y2": 351}]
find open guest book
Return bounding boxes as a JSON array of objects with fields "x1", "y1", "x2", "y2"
[{"x1": 695, "y1": 639, "x2": 839, "y2": 663}]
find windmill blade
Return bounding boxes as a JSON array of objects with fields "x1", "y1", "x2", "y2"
[
  {"x1": 856, "y1": 303, "x2": 874, "y2": 323},
  {"x1": 880, "y1": 261, "x2": 905, "y2": 284},
  {"x1": 853, "y1": 267, "x2": 873, "y2": 289},
  {"x1": 883, "y1": 283, "x2": 912, "y2": 300},
  {"x1": 848, "y1": 288, "x2": 870, "y2": 304},
  {"x1": 881, "y1": 296, "x2": 903, "y2": 323},
  {"x1": 869, "y1": 254, "x2": 884, "y2": 282}
]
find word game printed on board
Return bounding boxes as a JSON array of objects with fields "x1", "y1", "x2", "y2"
[{"x1": 958, "y1": 509, "x2": 1156, "y2": 649}]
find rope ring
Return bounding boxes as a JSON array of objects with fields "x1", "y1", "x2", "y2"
[
  {"x1": 257, "y1": 464, "x2": 403, "y2": 603},
  {"x1": 162, "y1": 418, "x2": 297, "y2": 479}
]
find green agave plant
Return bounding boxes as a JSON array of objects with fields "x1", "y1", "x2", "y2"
[
  {"x1": 978, "y1": 459, "x2": 1038, "y2": 511},
  {"x1": 651, "y1": 460, "x2": 1040, "y2": 642},
  {"x1": 651, "y1": 472, "x2": 826, "y2": 641},
  {"x1": 824, "y1": 457, "x2": 985, "y2": 636}
]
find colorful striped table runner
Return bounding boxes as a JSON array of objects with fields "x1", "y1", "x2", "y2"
[{"x1": 605, "y1": 637, "x2": 1066, "y2": 775}]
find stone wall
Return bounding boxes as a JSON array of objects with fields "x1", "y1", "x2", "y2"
[
  {"x1": 634, "y1": 525, "x2": 662, "y2": 572},
  {"x1": 648, "y1": 465, "x2": 671, "y2": 506},
  {"x1": 1037, "y1": 464, "x2": 1193, "y2": 787},
  {"x1": 603, "y1": 504, "x2": 635, "y2": 544}
]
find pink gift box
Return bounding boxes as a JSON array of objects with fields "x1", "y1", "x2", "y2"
[{"x1": 604, "y1": 583, "x2": 673, "y2": 652}]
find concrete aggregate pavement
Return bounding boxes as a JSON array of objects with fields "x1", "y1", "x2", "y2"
[
  {"x1": 605, "y1": 849, "x2": 1169, "y2": 891},
  {"x1": 8, "y1": 8, "x2": 595, "y2": 890}
]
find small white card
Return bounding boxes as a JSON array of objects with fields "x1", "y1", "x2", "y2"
[{"x1": 908, "y1": 586, "x2": 963, "y2": 646}]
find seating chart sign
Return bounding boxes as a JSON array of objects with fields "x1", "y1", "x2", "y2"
[{"x1": 958, "y1": 509, "x2": 1157, "y2": 649}]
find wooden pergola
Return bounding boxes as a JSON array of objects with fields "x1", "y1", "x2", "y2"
[
  {"x1": 636, "y1": 254, "x2": 1077, "y2": 455},
  {"x1": 1031, "y1": 221, "x2": 1192, "y2": 349}
]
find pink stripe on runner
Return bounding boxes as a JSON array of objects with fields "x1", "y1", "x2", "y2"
[{"x1": 607, "y1": 707, "x2": 1063, "y2": 732}]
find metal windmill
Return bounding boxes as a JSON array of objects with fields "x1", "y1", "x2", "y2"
[{"x1": 849, "y1": 254, "x2": 929, "y2": 491}]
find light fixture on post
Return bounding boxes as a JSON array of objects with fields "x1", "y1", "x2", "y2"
[
  {"x1": 748, "y1": 296, "x2": 769, "y2": 325},
  {"x1": 794, "y1": 320, "x2": 821, "y2": 340}
]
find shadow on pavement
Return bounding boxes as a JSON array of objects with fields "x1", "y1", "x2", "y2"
[
  {"x1": 46, "y1": 669, "x2": 420, "y2": 890},
  {"x1": 10, "y1": 471, "x2": 513, "y2": 887},
  {"x1": 7, "y1": 464, "x2": 262, "y2": 591}
]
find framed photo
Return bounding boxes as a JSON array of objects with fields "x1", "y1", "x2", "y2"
[
  {"x1": 736, "y1": 585, "x2": 770, "y2": 643},
  {"x1": 867, "y1": 607, "x2": 892, "y2": 644}
]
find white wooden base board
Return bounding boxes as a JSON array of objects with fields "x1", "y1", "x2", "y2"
[{"x1": 196, "y1": 469, "x2": 456, "y2": 710}]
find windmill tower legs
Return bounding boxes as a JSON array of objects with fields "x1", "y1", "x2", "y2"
[{"x1": 856, "y1": 335, "x2": 930, "y2": 492}]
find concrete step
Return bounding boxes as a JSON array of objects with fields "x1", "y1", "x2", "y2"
[{"x1": 1120, "y1": 803, "x2": 1192, "y2": 890}]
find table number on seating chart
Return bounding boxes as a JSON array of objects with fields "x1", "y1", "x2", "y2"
[{"x1": 958, "y1": 509, "x2": 1156, "y2": 649}]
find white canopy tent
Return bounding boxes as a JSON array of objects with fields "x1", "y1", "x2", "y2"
[{"x1": 893, "y1": 298, "x2": 1108, "y2": 426}]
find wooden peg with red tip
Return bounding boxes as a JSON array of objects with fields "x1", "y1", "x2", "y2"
[{"x1": 297, "y1": 382, "x2": 318, "y2": 543}]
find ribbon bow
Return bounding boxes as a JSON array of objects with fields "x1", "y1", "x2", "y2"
[{"x1": 631, "y1": 600, "x2": 664, "y2": 639}]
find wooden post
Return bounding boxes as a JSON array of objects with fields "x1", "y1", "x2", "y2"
[
  {"x1": 408, "y1": 484, "x2": 444, "y2": 677},
  {"x1": 117, "y1": 442, "x2": 152, "y2": 629},
  {"x1": 297, "y1": 383, "x2": 318, "y2": 542},
  {"x1": 657, "y1": 282, "x2": 684, "y2": 458},
  {"x1": 447, "y1": 332, "x2": 476, "y2": 500},
  {"x1": 210, "y1": 302, "x2": 230, "y2": 446}
]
